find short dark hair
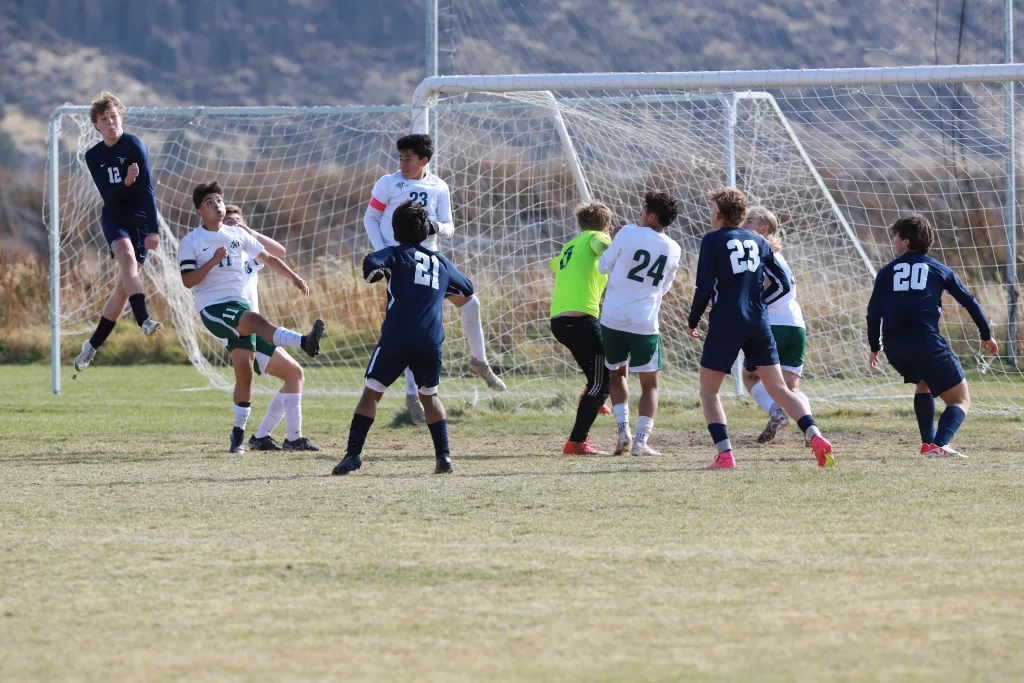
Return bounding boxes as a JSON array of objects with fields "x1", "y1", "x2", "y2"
[
  {"x1": 396, "y1": 134, "x2": 433, "y2": 160},
  {"x1": 643, "y1": 191, "x2": 679, "y2": 227},
  {"x1": 192, "y1": 181, "x2": 224, "y2": 209},
  {"x1": 891, "y1": 214, "x2": 934, "y2": 254},
  {"x1": 709, "y1": 187, "x2": 748, "y2": 226},
  {"x1": 393, "y1": 200, "x2": 430, "y2": 244}
]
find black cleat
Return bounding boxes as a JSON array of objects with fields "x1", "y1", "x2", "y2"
[
  {"x1": 332, "y1": 454, "x2": 362, "y2": 475},
  {"x1": 283, "y1": 437, "x2": 322, "y2": 452},
  {"x1": 435, "y1": 453, "x2": 454, "y2": 474},
  {"x1": 249, "y1": 434, "x2": 282, "y2": 451},
  {"x1": 301, "y1": 319, "x2": 326, "y2": 358},
  {"x1": 229, "y1": 427, "x2": 245, "y2": 454}
]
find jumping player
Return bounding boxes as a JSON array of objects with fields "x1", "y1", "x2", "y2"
[
  {"x1": 598, "y1": 191, "x2": 682, "y2": 456},
  {"x1": 363, "y1": 134, "x2": 505, "y2": 426},
  {"x1": 333, "y1": 200, "x2": 475, "y2": 476},
  {"x1": 739, "y1": 207, "x2": 812, "y2": 443},
  {"x1": 686, "y1": 188, "x2": 834, "y2": 469},
  {"x1": 75, "y1": 92, "x2": 163, "y2": 373},
  {"x1": 867, "y1": 214, "x2": 998, "y2": 458},
  {"x1": 178, "y1": 181, "x2": 325, "y2": 453},
  {"x1": 221, "y1": 204, "x2": 321, "y2": 452},
  {"x1": 550, "y1": 201, "x2": 614, "y2": 455}
]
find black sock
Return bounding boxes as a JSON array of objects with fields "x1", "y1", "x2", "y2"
[
  {"x1": 427, "y1": 419, "x2": 450, "y2": 458},
  {"x1": 346, "y1": 413, "x2": 374, "y2": 458},
  {"x1": 128, "y1": 293, "x2": 149, "y2": 326},
  {"x1": 708, "y1": 423, "x2": 731, "y2": 453},
  {"x1": 88, "y1": 316, "x2": 117, "y2": 349},
  {"x1": 913, "y1": 392, "x2": 936, "y2": 444},
  {"x1": 933, "y1": 406, "x2": 966, "y2": 446},
  {"x1": 569, "y1": 394, "x2": 606, "y2": 443}
]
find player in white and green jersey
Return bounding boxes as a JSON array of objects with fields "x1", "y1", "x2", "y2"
[
  {"x1": 550, "y1": 202, "x2": 613, "y2": 455},
  {"x1": 178, "y1": 181, "x2": 325, "y2": 454},
  {"x1": 598, "y1": 191, "x2": 682, "y2": 456},
  {"x1": 739, "y1": 207, "x2": 811, "y2": 444}
]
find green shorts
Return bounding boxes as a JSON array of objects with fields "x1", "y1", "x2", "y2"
[
  {"x1": 201, "y1": 301, "x2": 256, "y2": 353},
  {"x1": 600, "y1": 325, "x2": 661, "y2": 373},
  {"x1": 744, "y1": 325, "x2": 806, "y2": 375}
]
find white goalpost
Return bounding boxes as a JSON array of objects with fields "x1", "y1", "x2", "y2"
[{"x1": 46, "y1": 64, "x2": 1024, "y2": 412}]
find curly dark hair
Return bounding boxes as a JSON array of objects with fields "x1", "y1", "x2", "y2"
[
  {"x1": 891, "y1": 214, "x2": 934, "y2": 254},
  {"x1": 397, "y1": 134, "x2": 434, "y2": 160},
  {"x1": 709, "y1": 187, "x2": 748, "y2": 226},
  {"x1": 643, "y1": 191, "x2": 679, "y2": 227},
  {"x1": 192, "y1": 181, "x2": 223, "y2": 210},
  {"x1": 393, "y1": 200, "x2": 430, "y2": 244}
]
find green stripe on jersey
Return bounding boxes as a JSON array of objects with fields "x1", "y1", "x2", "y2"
[{"x1": 550, "y1": 231, "x2": 611, "y2": 318}]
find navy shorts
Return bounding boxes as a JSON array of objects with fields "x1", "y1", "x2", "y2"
[
  {"x1": 701, "y1": 319, "x2": 780, "y2": 373},
  {"x1": 884, "y1": 338, "x2": 965, "y2": 397},
  {"x1": 101, "y1": 213, "x2": 149, "y2": 265},
  {"x1": 364, "y1": 337, "x2": 443, "y2": 394}
]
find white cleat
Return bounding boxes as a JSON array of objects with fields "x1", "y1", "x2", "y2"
[
  {"x1": 74, "y1": 340, "x2": 97, "y2": 373},
  {"x1": 613, "y1": 428, "x2": 632, "y2": 455},
  {"x1": 631, "y1": 439, "x2": 661, "y2": 456},
  {"x1": 468, "y1": 357, "x2": 506, "y2": 391},
  {"x1": 925, "y1": 444, "x2": 968, "y2": 459},
  {"x1": 405, "y1": 393, "x2": 427, "y2": 426},
  {"x1": 141, "y1": 318, "x2": 164, "y2": 337}
]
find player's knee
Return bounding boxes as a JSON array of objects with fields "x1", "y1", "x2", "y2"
[{"x1": 291, "y1": 361, "x2": 305, "y2": 389}]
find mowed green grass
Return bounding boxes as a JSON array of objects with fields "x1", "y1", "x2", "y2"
[{"x1": 1, "y1": 365, "x2": 1023, "y2": 682}]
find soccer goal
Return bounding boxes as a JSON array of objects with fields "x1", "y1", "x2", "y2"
[{"x1": 47, "y1": 65, "x2": 1024, "y2": 411}]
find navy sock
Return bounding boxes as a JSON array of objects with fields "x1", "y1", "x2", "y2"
[
  {"x1": 88, "y1": 316, "x2": 117, "y2": 349},
  {"x1": 933, "y1": 406, "x2": 966, "y2": 447},
  {"x1": 796, "y1": 415, "x2": 817, "y2": 433},
  {"x1": 128, "y1": 293, "x2": 149, "y2": 326},
  {"x1": 346, "y1": 413, "x2": 374, "y2": 458},
  {"x1": 913, "y1": 392, "x2": 936, "y2": 444},
  {"x1": 427, "y1": 419, "x2": 450, "y2": 458},
  {"x1": 708, "y1": 423, "x2": 731, "y2": 453}
]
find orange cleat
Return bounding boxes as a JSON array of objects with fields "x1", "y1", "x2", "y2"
[{"x1": 563, "y1": 439, "x2": 607, "y2": 456}]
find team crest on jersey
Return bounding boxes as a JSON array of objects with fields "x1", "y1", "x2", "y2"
[
  {"x1": 118, "y1": 157, "x2": 126, "y2": 164},
  {"x1": 396, "y1": 181, "x2": 407, "y2": 189},
  {"x1": 230, "y1": 239, "x2": 241, "y2": 249}
]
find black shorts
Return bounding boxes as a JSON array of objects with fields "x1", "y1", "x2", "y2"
[
  {"x1": 550, "y1": 315, "x2": 609, "y2": 397},
  {"x1": 101, "y1": 213, "x2": 149, "y2": 265},
  {"x1": 701, "y1": 319, "x2": 779, "y2": 373},
  {"x1": 364, "y1": 336, "x2": 443, "y2": 394},
  {"x1": 884, "y1": 337, "x2": 965, "y2": 397}
]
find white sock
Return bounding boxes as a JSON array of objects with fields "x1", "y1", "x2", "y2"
[
  {"x1": 405, "y1": 367, "x2": 418, "y2": 396},
  {"x1": 272, "y1": 327, "x2": 302, "y2": 348},
  {"x1": 282, "y1": 393, "x2": 302, "y2": 441},
  {"x1": 255, "y1": 391, "x2": 286, "y2": 438},
  {"x1": 636, "y1": 416, "x2": 654, "y2": 443},
  {"x1": 460, "y1": 295, "x2": 487, "y2": 363},
  {"x1": 613, "y1": 403, "x2": 630, "y2": 433},
  {"x1": 233, "y1": 404, "x2": 251, "y2": 430},
  {"x1": 750, "y1": 382, "x2": 775, "y2": 415}
]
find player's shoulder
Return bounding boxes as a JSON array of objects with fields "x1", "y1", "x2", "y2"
[
  {"x1": 85, "y1": 140, "x2": 103, "y2": 159},
  {"x1": 426, "y1": 172, "x2": 450, "y2": 190},
  {"x1": 178, "y1": 227, "x2": 204, "y2": 249}
]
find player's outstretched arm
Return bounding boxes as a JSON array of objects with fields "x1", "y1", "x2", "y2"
[
  {"x1": 259, "y1": 253, "x2": 309, "y2": 296},
  {"x1": 236, "y1": 221, "x2": 286, "y2": 258},
  {"x1": 686, "y1": 236, "x2": 715, "y2": 333},
  {"x1": 942, "y1": 267, "x2": 996, "y2": 351},
  {"x1": 181, "y1": 246, "x2": 227, "y2": 289},
  {"x1": 362, "y1": 249, "x2": 392, "y2": 284},
  {"x1": 441, "y1": 255, "x2": 475, "y2": 298}
]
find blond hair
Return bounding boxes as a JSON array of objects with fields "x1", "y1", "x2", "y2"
[
  {"x1": 574, "y1": 201, "x2": 612, "y2": 232},
  {"x1": 746, "y1": 206, "x2": 782, "y2": 252},
  {"x1": 224, "y1": 204, "x2": 245, "y2": 221},
  {"x1": 89, "y1": 91, "x2": 126, "y2": 125}
]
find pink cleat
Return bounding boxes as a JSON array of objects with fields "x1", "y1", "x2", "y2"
[
  {"x1": 810, "y1": 434, "x2": 835, "y2": 467},
  {"x1": 563, "y1": 439, "x2": 607, "y2": 456},
  {"x1": 706, "y1": 451, "x2": 736, "y2": 469}
]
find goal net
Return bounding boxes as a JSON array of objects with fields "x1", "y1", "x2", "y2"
[{"x1": 47, "y1": 66, "x2": 1024, "y2": 411}]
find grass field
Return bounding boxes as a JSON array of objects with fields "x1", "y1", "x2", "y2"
[{"x1": 1, "y1": 364, "x2": 1023, "y2": 682}]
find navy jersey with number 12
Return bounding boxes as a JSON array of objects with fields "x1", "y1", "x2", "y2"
[{"x1": 363, "y1": 244, "x2": 474, "y2": 346}]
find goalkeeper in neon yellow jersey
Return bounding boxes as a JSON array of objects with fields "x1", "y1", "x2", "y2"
[{"x1": 550, "y1": 202, "x2": 614, "y2": 455}]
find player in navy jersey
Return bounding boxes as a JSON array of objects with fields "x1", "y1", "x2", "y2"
[
  {"x1": 867, "y1": 214, "x2": 998, "y2": 458},
  {"x1": 74, "y1": 92, "x2": 163, "y2": 375},
  {"x1": 332, "y1": 200, "x2": 475, "y2": 476},
  {"x1": 686, "y1": 188, "x2": 835, "y2": 469}
]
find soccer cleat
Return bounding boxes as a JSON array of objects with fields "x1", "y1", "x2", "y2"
[
  {"x1": 405, "y1": 393, "x2": 427, "y2": 426},
  {"x1": 282, "y1": 437, "x2": 322, "y2": 452},
  {"x1": 141, "y1": 318, "x2": 163, "y2": 337},
  {"x1": 468, "y1": 357, "x2": 507, "y2": 391},
  {"x1": 925, "y1": 444, "x2": 968, "y2": 459},
  {"x1": 300, "y1": 319, "x2": 326, "y2": 358},
  {"x1": 229, "y1": 427, "x2": 245, "y2": 454},
  {"x1": 757, "y1": 406, "x2": 790, "y2": 444},
  {"x1": 613, "y1": 428, "x2": 633, "y2": 455},
  {"x1": 435, "y1": 454, "x2": 454, "y2": 474},
  {"x1": 809, "y1": 434, "x2": 835, "y2": 468},
  {"x1": 562, "y1": 439, "x2": 607, "y2": 455},
  {"x1": 74, "y1": 340, "x2": 97, "y2": 373},
  {"x1": 248, "y1": 435, "x2": 282, "y2": 451},
  {"x1": 331, "y1": 454, "x2": 362, "y2": 475},
  {"x1": 920, "y1": 443, "x2": 933, "y2": 455},
  {"x1": 706, "y1": 451, "x2": 737, "y2": 469},
  {"x1": 631, "y1": 439, "x2": 660, "y2": 456}
]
